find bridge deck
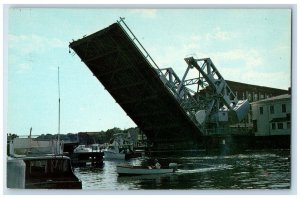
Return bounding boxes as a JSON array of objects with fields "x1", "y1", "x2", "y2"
[{"x1": 70, "y1": 23, "x2": 202, "y2": 148}]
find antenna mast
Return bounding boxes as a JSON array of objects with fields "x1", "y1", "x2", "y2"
[{"x1": 58, "y1": 66, "x2": 61, "y2": 153}]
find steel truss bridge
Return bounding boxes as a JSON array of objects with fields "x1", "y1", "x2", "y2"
[{"x1": 70, "y1": 18, "x2": 249, "y2": 149}]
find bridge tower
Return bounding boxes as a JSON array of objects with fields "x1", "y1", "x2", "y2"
[{"x1": 69, "y1": 18, "x2": 249, "y2": 149}]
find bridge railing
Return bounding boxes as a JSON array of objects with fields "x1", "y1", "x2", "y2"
[{"x1": 117, "y1": 17, "x2": 163, "y2": 77}]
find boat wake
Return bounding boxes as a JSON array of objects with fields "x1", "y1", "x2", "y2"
[{"x1": 176, "y1": 164, "x2": 233, "y2": 174}]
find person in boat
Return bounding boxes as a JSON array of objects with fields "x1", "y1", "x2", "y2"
[
  {"x1": 154, "y1": 159, "x2": 161, "y2": 169},
  {"x1": 149, "y1": 159, "x2": 161, "y2": 169}
]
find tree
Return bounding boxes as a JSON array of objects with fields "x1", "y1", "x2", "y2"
[{"x1": 7, "y1": 133, "x2": 19, "y2": 141}]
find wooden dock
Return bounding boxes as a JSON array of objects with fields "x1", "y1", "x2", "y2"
[{"x1": 70, "y1": 152, "x2": 104, "y2": 167}]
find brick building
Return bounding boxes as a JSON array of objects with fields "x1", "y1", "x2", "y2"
[{"x1": 226, "y1": 80, "x2": 289, "y2": 103}]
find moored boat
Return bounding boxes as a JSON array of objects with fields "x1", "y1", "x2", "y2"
[
  {"x1": 7, "y1": 155, "x2": 82, "y2": 189},
  {"x1": 103, "y1": 145, "x2": 126, "y2": 160},
  {"x1": 73, "y1": 144, "x2": 101, "y2": 153},
  {"x1": 71, "y1": 144, "x2": 104, "y2": 167},
  {"x1": 103, "y1": 134, "x2": 134, "y2": 160},
  {"x1": 7, "y1": 137, "x2": 82, "y2": 189}
]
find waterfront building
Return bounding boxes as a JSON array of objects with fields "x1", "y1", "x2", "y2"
[
  {"x1": 226, "y1": 80, "x2": 288, "y2": 103},
  {"x1": 226, "y1": 81, "x2": 289, "y2": 131},
  {"x1": 251, "y1": 94, "x2": 291, "y2": 136}
]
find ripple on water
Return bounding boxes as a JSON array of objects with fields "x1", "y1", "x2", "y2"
[{"x1": 73, "y1": 150, "x2": 290, "y2": 190}]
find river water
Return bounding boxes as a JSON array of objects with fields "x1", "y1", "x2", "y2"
[{"x1": 73, "y1": 149, "x2": 290, "y2": 190}]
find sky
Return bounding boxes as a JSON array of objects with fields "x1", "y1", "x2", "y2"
[{"x1": 5, "y1": 8, "x2": 292, "y2": 136}]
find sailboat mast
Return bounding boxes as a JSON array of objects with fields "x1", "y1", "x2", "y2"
[{"x1": 58, "y1": 66, "x2": 61, "y2": 149}]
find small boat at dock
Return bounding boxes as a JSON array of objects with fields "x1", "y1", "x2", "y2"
[
  {"x1": 73, "y1": 144, "x2": 101, "y2": 153},
  {"x1": 7, "y1": 155, "x2": 82, "y2": 189},
  {"x1": 71, "y1": 144, "x2": 103, "y2": 167},
  {"x1": 103, "y1": 145, "x2": 126, "y2": 160},
  {"x1": 7, "y1": 137, "x2": 82, "y2": 189},
  {"x1": 103, "y1": 133, "x2": 136, "y2": 160}
]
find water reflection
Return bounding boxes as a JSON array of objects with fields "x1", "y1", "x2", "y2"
[{"x1": 74, "y1": 149, "x2": 290, "y2": 190}]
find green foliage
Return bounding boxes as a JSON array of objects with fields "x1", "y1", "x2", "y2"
[
  {"x1": 7, "y1": 133, "x2": 19, "y2": 141},
  {"x1": 33, "y1": 127, "x2": 140, "y2": 144}
]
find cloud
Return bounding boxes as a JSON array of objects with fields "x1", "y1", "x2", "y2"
[
  {"x1": 180, "y1": 27, "x2": 239, "y2": 44},
  {"x1": 16, "y1": 63, "x2": 32, "y2": 73},
  {"x1": 152, "y1": 39, "x2": 262, "y2": 79},
  {"x1": 9, "y1": 34, "x2": 66, "y2": 55},
  {"x1": 148, "y1": 34, "x2": 289, "y2": 89},
  {"x1": 205, "y1": 27, "x2": 239, "y2": 41},
  {"x1": 212, "y1": 49, "x2": 264, "y2": 68},
  {"x1": 223, "y1": 67, "x2": 290, "y2": 89},
  {"x1": 206, "y1": 49, "x2": 290, "y2": 89},
  {"x1": 8, "y1": 34, "x2": 67, "y2": 74},
  {"x1": 129, "y1": 9, "x2": 157, "y2": 18}
]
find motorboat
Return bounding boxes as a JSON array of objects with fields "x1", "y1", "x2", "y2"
[
  {"x1": 103, "y1": 134, "x2": 134, "y2": 160},
  {"x1": 116, "y1": 163, "x2": 177, "y2": 176},
  {"x1": 103, "y1": 144, "x2": 126, "y2": 160},
  {"x1": 71, "y1": 144, "x2": 103, "y2": 167},
  {"x1": 7, "y1": 155, "x2": 82, "y2": 189},
  {"x1": 73, "y1": 144, "x2": 101, "y2": 153},
  {"x1": 7, "y1": 137, "x2": 82, "y2": 189},
  {"x1": 73, "y1": 145, "x2": 92, "y2": 153}
]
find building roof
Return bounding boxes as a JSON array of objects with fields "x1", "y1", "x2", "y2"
[
  {"x1": 226, "y1": 80, "x2": 288, "y2": 93},
  {"x1": 251, "y1": 94, "x2": 291, "y2": 104}
]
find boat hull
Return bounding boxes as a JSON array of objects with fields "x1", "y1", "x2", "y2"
[
  {"x1": 117, "y1": 165, "x2": 174, "y2": 176},
  {"x1": 104, "y1": 151, "x2": 125, "y2": 160},
  {"x1": 26, "y1": 180, "x2": 82, "y2": 189},
  {"x1": 7, "y1": 156, "x2": 82, "y2": 189}
]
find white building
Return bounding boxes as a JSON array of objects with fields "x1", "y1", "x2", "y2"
[
  {"x1": 9, "y1": 138, "x2": 63, "y2": 156},
  {"x1": 251, "y1": 94, "x2": 291, "y2": 136}
]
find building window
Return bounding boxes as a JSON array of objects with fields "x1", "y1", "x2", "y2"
[
  {"x1": 259, "y1": 107, "x2": 263, "y2": 115},
  {"x1": 287, "y1": 122, "x2": 291, "y2": 129},
  {"x1": 270, "y1": 105, "x2": 274, "y2": 114},
  {"x1": 254, "y1": 94, "x2": 258, "y2": 101},
  {"x1": 253, "y1": 120, "x2": 257, "y2": 132},
  {"x1": 272, "y1": 123, "x2": 276, "y2": 130},
  {"x1": 282, "y1": 104, "x2": 286, "y2": 113},
  {"x1": 277, "y1": 123, "x2": 283, "y2": 129},
  {"x1": 248, "y1": 94, "x2": 252, "y2": 101}
]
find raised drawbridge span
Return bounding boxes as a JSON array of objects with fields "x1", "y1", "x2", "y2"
[{"x1": 70, "y1": 18, "x2": 249, "y2": 149}]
